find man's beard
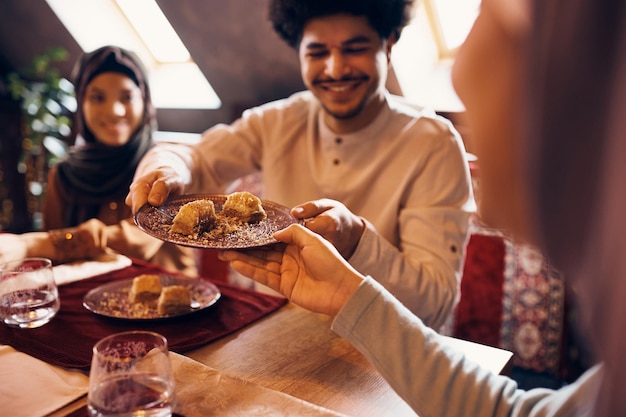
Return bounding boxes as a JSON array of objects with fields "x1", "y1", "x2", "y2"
[{"x1": 320, "y1": 98, "x2": 367, "y2": 120}]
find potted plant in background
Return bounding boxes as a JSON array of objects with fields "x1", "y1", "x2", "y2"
[{"x1": 6, "y1": 47, "x2": 76, "y2": 231}]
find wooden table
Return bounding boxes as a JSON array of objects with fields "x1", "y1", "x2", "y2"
[
  {"x1": 49, "y1": 300, "x2": 512, "y2": 417},
  {"x1": 46, "y1": 273, "x2": 512, "y2": 417},
  {"x1": 187, "y1": 302, "x2": 512, "y2": 417}
]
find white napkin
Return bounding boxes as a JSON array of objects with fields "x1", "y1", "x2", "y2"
[
  {"x1": 0, "y1": 345, "x2": 89, "y2": 417},
  {"x1": 53, "y1": 252, "x2": 132, "y2": 285},
  {"x1": 171, "y1": 352, "x2": 347, "y2": 417},
  {"x1": 441, "y1": 335, "x2": 513, "y2": 374}
]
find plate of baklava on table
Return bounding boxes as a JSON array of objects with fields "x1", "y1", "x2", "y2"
[
  {"x1": 83, "y1": 273, "x2": 221, "y2": 320},
  {"x1": 134, "y1": 192, "x2": 301, "y2": 249}
]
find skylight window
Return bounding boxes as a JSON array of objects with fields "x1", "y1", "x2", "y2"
[
  {"x1": 424, "y1": 0, "x2": 481, "y2": 58},
  {"x1": 115, "y1": 0, "x2": 190, "y2": 63},
  {"x1": 392, "y1": 0, "x2": 480, "y2": 111},
  {"x1": 44, "y1": 0, "x2": 221, "y2": 109}
]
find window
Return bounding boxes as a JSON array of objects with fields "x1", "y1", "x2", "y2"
[
  {"x1": 45, "y1": 0, "x2": 221, "y2": 109},
  {"x1": 392, "y1": 0, "x2": 480, "y2": 111},
  {"x1": 424, "y1": 0, "x2": 481, "y2": 59}
]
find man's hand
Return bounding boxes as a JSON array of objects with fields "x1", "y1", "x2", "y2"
[
  {"x1": 125, "y1": 166, "x2": 185, "y2": 213},
  {"x1": 291, "y1": 199, "x2": 366, "y2": 260}
]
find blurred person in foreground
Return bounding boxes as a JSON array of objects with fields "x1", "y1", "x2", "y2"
[
  {"x1": 126, "y1": 0, "x2": 475, "y2": 329},
  {"x1": 0, "y1": 46, "x2": 197, "y2": 275},
  {"x1": 219, "y1": 0, "x2": 626, "y2": 415}
]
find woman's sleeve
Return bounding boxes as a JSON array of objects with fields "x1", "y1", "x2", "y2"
[
  {"x1": 47, "y1": 218, "x2": 108, "y2": 263},
  {"x1": 38, "y1": 167, "x2": 107, "y2": 263},
  {"x1": 42, "y1": 166, "x2": 67, "y2": 231},
  {"x1": 332, "y1": 277, "x2": 602, "y2": 417}
]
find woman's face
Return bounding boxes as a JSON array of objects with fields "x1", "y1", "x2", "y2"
[
  {"x1": 451, "y1": 0, "x2": 535, "y2": 241},
  {"x1": 82, "y1": 72, "x2": 144, "y2": 147}
]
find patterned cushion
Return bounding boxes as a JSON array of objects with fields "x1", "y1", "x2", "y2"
[
  {"x1": 500, "y1": 241, "x2": 564, "y2": 376},
  {"x1": 453, "y1": 229, "x2": 567, "y2": 380}
]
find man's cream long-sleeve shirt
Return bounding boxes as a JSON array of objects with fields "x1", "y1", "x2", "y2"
[{"x1": 136, "y1": 90, "x2": 475, "y2": 329}]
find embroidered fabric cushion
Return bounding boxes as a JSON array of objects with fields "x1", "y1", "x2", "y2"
[
  {"x1": 453, "y1": 228, "x2": 567, "y2": 381},
  {"x1": 501, "y1": 242, "x2": 565, "y2": 377}
]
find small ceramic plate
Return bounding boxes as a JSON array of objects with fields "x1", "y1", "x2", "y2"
[
  {"x1": 134, "y1": 193, "x2": 300, "y2": 249},
  {"x1": 83, "y1": 275, "x2": 220, "y2": 320}
]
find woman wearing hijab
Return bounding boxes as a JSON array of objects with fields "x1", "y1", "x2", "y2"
[
  {"x1": 218, "y1": 0, "x2": 626, "y2": 415},
  {"x1": 0, "y1": 46, "x2": 197, "y2": 276}
]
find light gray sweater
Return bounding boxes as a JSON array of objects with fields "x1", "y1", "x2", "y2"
[{"x1": 332, "y1": 277, "x2": 601, "y2": 417}]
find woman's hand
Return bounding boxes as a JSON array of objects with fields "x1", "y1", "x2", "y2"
[
  {"x1": 291, "y1": 199, "x2": 365, "y2": 260},
  {"x1": 219, "y1": 224, "x2": 364, "y2": 317}
]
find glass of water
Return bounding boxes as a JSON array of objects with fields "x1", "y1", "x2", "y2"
[
  {"x1": 0, "y1": 257, "x2": 60, "y2": 328},
  {"x1": 88, "y1": 331, "x2": 175, "y2": 417}
]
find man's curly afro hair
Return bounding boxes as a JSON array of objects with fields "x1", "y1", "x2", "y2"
[{"x1": 269, "y1": 0, "x2": 416, "y2": 49}]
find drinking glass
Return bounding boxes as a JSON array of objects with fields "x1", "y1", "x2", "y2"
[
  {"x1": 0, "y1": 257, "x2": 60, "y2": 328},
  {"x1": 88, "y1": 331, "x2": 175, "y2": 417}
]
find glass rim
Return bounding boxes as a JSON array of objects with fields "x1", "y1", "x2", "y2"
[
  {"x1": 93, "y1": 330, "x2": 169, "y2": 353},
  {"x1": 0, "y1": 257, "x2": 53, "y2": 271}
]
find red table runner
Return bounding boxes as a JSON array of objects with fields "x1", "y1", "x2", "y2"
[{"x1": 0, "y1": 258, "x2": 287, "y2": 369}]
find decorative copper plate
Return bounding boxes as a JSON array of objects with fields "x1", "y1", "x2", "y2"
[
  {"x1": 83, "y1": 275, "x2": 220, "y2": 320},
  {"x1": 134, "y1": 193, "x2": 300, "y2": 249}
]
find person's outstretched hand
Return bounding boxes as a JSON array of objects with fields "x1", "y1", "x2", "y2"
[
  {"x1": 291, "y1": 198, "x2": 365, "y2": 260},
  {"x1": 125, "y1": 166, "x2": 185, "y2": 213},
  {"x1": 219, "y1": 224, "x2": 364, "y2": 318}
]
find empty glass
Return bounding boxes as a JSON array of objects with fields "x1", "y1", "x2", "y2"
[
  {"x1": 88, "y1": 331, "x2": 175, "y2": 417},
  {"x1": 0, "y1": 257, "x2": 60, "y2": 328}
]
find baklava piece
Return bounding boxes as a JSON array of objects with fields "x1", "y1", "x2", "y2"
[
  {"x1": 129, "y1": 274, "x2": 162, "y2": 302},
  {"x1": 170, "y1": 199, "x2": 217, "y2": 236},
  {"x1": 222, "y1": 191, "x2": 267, "y2": 223},
  {"x1": 157, "y1": 285, "x2": 192, "y2": 315}
]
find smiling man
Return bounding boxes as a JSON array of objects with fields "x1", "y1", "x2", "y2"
[
  {"x1": 127, "y1": 0, "x2": 475, "y2": 330},
  {"x1": 298, "y1": 14, "x2": 390, "y2": 132}
]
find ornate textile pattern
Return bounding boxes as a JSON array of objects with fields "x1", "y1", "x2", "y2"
[
  {"x1": 454, "y1": 223, "x2": 567, "y2": 381},
  {"x1": 500, "y1": 242, "x2": 564, "y2": 375}
]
